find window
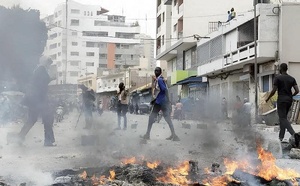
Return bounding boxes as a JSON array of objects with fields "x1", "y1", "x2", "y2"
[
  {"x1": 84, "y1": 11, "x2": 86, "y2": 16},
  {"x1": 70, "y1": 52, "x2": 79, "y2": 56},
  {"x1": 49, "y1": 33, "x2": 57, "y2": 40},
  {"x1": 72, "y1": 32, "x2": 78, "y2": 36},
  {"x1": 131, "y1": 55, "x2": 133, "y2": 60},
  {"x1": 174, "y1": 0, "x2": 177, "y2": 6},
  {"x1": 70, "y1": 71, "x2": 79, "y2": 77},
  {"x1": 262, "y1": 75, "x2": 270, "y2": 92},
  {"x1": 70, "y1": 61, "x2": 79, "y2": 66},
  {"x1": 87, "y1": 11, "x2": 90, "y2": 16},
  {"x1": 99, "y1": 54, "x2": 107, "y2": 59},
  {"x1": 174, "y1": 24, "x2": 177, "y2": 32},
  {"x1": 83, "y1": 31, "x2": 108, "y2": 37},
  {"x1": 86, "y1": 42, "x2": 95, "y2": 47},
  {"x1": 72, "y1": 42, "x2": 78, "y2": 46},
  {"x1": 99, "y1": 64, "x2": 107, "y2": 68},
  {"x1": 86, "y1": 62, "x2": 94, "y2": 66},
  {"x1": 71, "y1": 9, "x2": 80, "y2": 14},
  {"x1": 162, "y1": 12, "x2": 165, "y2": 22},
  {"x1": 91, "y1": 12, "x2": 93, "y2": 16},
  {"x1": 162, "y1": 35, "x2": 165, "y2": 46},
  {"x1": 70, "y1": 19, "x2": 79, "y2": 26},
  {"x1": 49, "y1": 43, "x2": 57, "y2": 49},
  {"x1": 97, "y1": 11, "x2": 102, "y2": 15},
  {"x1": 86, "y1": 52, "x2": 95, "y2": 56},
  {"x1": 115, "y1": 54, "x2": 122, "y2": 60}
]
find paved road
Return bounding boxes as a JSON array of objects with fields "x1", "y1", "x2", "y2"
[{"x1": 0, "y1": 111, "x2": 300, "y2": 185}]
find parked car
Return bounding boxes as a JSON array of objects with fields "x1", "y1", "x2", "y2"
[{"x1": 139, "y1": 102, "x2": 151, "y2": 114}]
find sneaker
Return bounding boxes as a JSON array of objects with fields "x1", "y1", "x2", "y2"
[
  {"x1": 44, "y1": 142, "x2": 57, "y2": 147},
  {"x1": 172, "y1": 135, "x2": 180, "y2": 141},
  {"x1": 140, "y1": 134, "x2": 150, "y2": 140},
  {"x1": 114, "y1": 127, "x2": 121, "y2": 131},
  {"x1": 166, "y1": 135, "x2": 173, "y2": 140}
]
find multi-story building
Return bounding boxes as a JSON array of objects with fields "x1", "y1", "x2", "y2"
[
  {"x1": 196, "y1": 2, "x2": 300, "y2": 116},
  {"x1": 138, "y1": 34, "x2": 156, "y2": 70},
  {"x1": 43, "y1": 0, "x2": 141, "y2": 85},
  {"x1": 156, "y1": 0, "x2": 253, "y2": 101}
]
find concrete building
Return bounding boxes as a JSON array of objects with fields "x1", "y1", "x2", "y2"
[
  {"x1": 196, "y1": 2, "x2": 300, "y2": 117},
  {"x1": 138, "y1": 34, "x2": 156, "y2": 70},
  {"x1": 155, "y1": 0, "x2": 253, "y2": 102},
  {"x1": 43, "y1": 0, "x2": 141, "y2": 85}
]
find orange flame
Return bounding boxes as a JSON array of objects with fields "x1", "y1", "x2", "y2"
[
  {"x1": 147, "y1": 161, "x2": 160, "y2": 169},
  {"x1": 109, "y1": 170, "x2": 116, "y2": 180},
  {"x1": 79, "y1": 170, "x2": 87, "y2": 180},
  {"x1": 121, "y1": 157, "x2": 136, "y2": 164},
  {"x1": 256, "y1": 144, "x2": 300, "y2": 181},
  {"x1": 157, "y1": 161, "x2": 190, "y2": 185}
]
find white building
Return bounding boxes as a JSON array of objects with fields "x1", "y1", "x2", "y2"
[
  {"x1": 138, "y1": 34, "x2": 156, "y2": 70},
  {"x1": 43, "y1": 0, "x2": 141, "y2": 85},
  {"x1": 155, "y1": 0, "x2": 253, "y2": 101},
  {"x1": 196, "y1": 2, "x2": 300, "y2": 115}
]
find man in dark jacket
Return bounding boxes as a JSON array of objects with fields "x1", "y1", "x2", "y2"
[
  {"x1": 266, "y1": 63, "x2": 299, "y2": 141},
  {"x1": 79, "y1": 84, "x2": 96, "y2": 129},
  {"x1": 141, "y1": 67, "x2": 180, "y2": 141},
  {"x1": 19, "y1": 56, "x2": 56, "y2": 146}
]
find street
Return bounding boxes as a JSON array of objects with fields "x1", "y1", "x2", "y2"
[{"x1": 1, "y1": 111, "x2": 300, "y2": 185}]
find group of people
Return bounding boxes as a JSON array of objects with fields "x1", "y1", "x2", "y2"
[
  {"x1": 13, "y1": 54, "x2": 299, "y2": 146},
  {"x1": 226, "y1": 8, "x2": 236, "y2": 22}
]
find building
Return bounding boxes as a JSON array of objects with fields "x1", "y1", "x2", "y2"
[
  {"x1": 155, "y1": 0, "x2": 253, "y2": 101},
  {"x1": 43, "y1": 0, "x2": 141, "y2": 85},
  {"x1": 196, "y1": 2, "x2": 300, "y2": 116},
  {"x1": 138, "y1": 34, "x2": 156, "y2": 70}
]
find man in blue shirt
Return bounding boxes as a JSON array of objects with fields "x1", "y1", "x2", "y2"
[{"x1": 141, "y1": 67, "x2": 180, "y2": 141}]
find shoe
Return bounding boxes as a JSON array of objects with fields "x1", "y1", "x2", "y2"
[
  {"x1": 166, "y1": 135, "x2": 173, "y2": 140},
  {"x1": 140, "y1": 134, "x2": 150, "y2": 140},
  {"x1": 114, "y1": 127, "x2": 121, "y2": 130},
  {"x1": 44, "y1": 142, "x2": 57, "y2": 147},
  {"x1": 172, "y1": 135, "x2": 180, "y2": 141}
]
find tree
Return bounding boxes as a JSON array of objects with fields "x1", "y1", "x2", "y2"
[{"x1": 0, "y1": 5, "x2": 48, "y2": 91}]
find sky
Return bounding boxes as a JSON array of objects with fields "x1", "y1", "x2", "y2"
[{"x1": 0, "y1": 0, "x2": 156, "y2": 38}]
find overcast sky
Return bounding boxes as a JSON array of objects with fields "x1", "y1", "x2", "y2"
[{"x1": 0, "y1": 0, "x2": 156, "y2": 37}]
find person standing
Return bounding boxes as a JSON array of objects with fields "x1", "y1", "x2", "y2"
[
  {"x1": 266, "y1": 63, "x2": 299, "y2": 141},
  {"x1": 141, "y1": 67, "x2": 180, "y2": 141},
  {"x1": 116, "y1": 82, "x2": 128, "y2": 130},
  {"x1": 79, "y1": 85, "x2": 95, "y2": 129},
  {"x1": 19, "y1": 56, "x2": 56, "y2": 146}
]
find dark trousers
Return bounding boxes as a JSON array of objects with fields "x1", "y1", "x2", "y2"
[
  {"x1": 84, "y1": 107, "x2": 93, "y2": 129},
  {"x1": 19, "y1": 102, "x2": 55, "y2": 145},
  {"x1": 277, "y1": 101, "x2": 295, "y2": 140},
  {"x1": 145, "y1": 103, "x2": 175, "y2": 136},
  {"x1": 117, "y1": 104, "x2": 128, "y2": 128}
]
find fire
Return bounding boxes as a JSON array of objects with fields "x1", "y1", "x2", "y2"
[
  {"x1": 147, "y1": 161, "x2": 160, "y2": 169},
  {"x1": 256, "y1": 144, "x2": 300, "y2": 181},
  {"x1": 79, "y1": 170, "x2": 87, "y2": 180},
  {"x1": 202, "y1": 175, "x2": 237, "y2": 186},
  {"x1": 121, "y1": 157, "x2": 136, "y2": 164},
  {"x1": 109, "y1": 170, "x2": 116, "y2": 180},
  {"x1": 157, "y1": 161, "x2": 190, "y2": 185},
  {"x1": 223, "y1": 158, "x2": 253, "y2": 175}
]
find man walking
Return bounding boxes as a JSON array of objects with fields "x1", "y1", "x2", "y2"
[
  {"x1": 116, "y1": 82, "x2": 128, "y2": 130},
  {"x1": 79, "y1": 85, "x2": 96, "y2": 129},
  {"x1": 141, "y1": 67, "x2": 180, "y2": 141},
  {"x1": 19, "y1": 56, "x2": 56, "y2": 146},
  {"x1": 266, "y1": 63, "x2": 299, "y2": 141}
]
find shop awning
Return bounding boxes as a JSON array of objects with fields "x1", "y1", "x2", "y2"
[
  {"x1": 130, "y1": 83, "x2": 152, "y2": 94},
  {"x1": 176, "y1": 76, "x2": 203, "y2": 85}
]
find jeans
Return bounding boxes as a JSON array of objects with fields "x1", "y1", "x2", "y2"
[
  {"x1": 277, "y1": 101, "x2": 295, "y2": 140},
  {"x1": 117, "y1": 104, "x2": 128, "y2": 129},
  {"x1": 145, "y1": 103, "x2": 175, "y2": 136},
  {"x1": 19, "y1": 101, "x2": 55, "y2": 145}
]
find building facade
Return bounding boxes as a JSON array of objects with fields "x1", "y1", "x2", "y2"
[
  {"x1": 43, "y1": 0, "x2": 141, "y2": 85},
  {"x1": 156, "y1": 0, "x2": 254, "y2": 101},
  {"x1": 196, "y1": 2, "x2": 300, "y2": 116}
]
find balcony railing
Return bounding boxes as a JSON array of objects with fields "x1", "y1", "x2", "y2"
[{"x1": 224, "y1": 42, "x2": 255, "y2": 66}]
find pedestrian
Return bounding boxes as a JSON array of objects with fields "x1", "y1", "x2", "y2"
[
  {"x1": 174, "y1": 100, "x2": 183, "y2": 120},
  {"x1": 115, "y1": 82, "x2": 128, "y2": 130},
  {"x1": 226, "y1": 11, "x2": 231, "y2": 22},
  {"x1": 266, "y1": 63, "x2": 299, "y2": 141},
  {"x1": 19, "y1": 56, "x2": 56, "y2": 146},
  {"x1": 79, "y1": 84, "x2": 95, "y2": 129},
  {"x1": 230, "y1": 8, "x2": 236, "y2": 19},
  {"x1": 141, "y1": 67, "x2": 180, "y2": 141},
  {"x1": 221, "y1": 97, "x2": 228, "y2": 119}
]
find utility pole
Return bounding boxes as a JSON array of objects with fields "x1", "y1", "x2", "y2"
[
  {"x1": 254, "y1": 0, "x2": 258, "y2": 122},
  {"x1": 64, "y1": 0, "x2": 68, "y2": 84}
]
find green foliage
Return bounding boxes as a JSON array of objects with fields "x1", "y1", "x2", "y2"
[{"x1": 0, "y1": 5, "x2": 48, "y2": 90}]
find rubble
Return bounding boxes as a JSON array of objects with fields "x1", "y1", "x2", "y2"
[{"x1": 289, "y1": 148, "x2": 300, "y2": 159}]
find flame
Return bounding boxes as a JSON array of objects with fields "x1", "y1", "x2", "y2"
[
  {"x1": 121, "y1": 157, "x2": 136, "y2": 164},
  {"x1": 157, "y1": 161, "x2": 190, "y2": 185},
  {"x1": 223, "y1": 158, "x2": 253, "y2": 175},
  {"x1": 147, "y1": 161, "x2": 160, "y2": 169},
  {"x1": 79, "y1": 170, "x2": 87, "y2": 180},
  {"x1": 109, "y1": 170, "x2": 116, "y2": 180},
  {"x1": 256, "y1": 144, "x2": 300, "y2": 181}
]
